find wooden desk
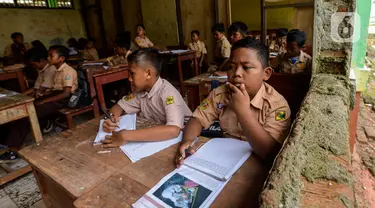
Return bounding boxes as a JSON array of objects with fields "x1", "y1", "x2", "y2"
[
  {"x1": 0, "y1": 88, "x2": 42, "y2": 185},
  {"x1": 0, "y1": 68, "x2": 27, "y2": 92},
  {"x1": 83, "y1": 64, "x2": 130, "y2": 111},
  {"x1": 19, "y1": 118, "x2": 269, "y2": 208},
  {"x1": 160, "y1": 51, "x2": 199, "y2": 95},
  {"x1": 183, "y1": 73, "x2": 227, "y2": 110}
]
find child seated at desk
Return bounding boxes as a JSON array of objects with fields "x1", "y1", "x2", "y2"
[
  {"x1": 228, "y1": 21, "x2": 248, "y2": 45},
  {"x1": 2, "y1": 45, "x2": 78, "y2": 148},
  {"x1": 270, "y1": 29, "x2": 312, "y2": 74},
  {"x1": 269, "y1": 28, "x2": 288, "y2": 54},
  {"x1": 101, "y1": 49, "x2": 192, "y2": 147},
  {"x1": 188, "y1": 30, "x2": 207, "y2": 68},
  {"x1": 211, "y1": 23, "x2": 231, "y2": 72},
  {"x1": 176, "y1": 38, "x2": 291, "y2": 165},
  {"x1": 23, "y1": 48, "x2": 57, "y2": 97},
  {"x1": 82, "y1": 37, "x2": 99, "y2": 61},
  {"x1": 134, "y1": 24, "x2": 154, "y2": 49}
]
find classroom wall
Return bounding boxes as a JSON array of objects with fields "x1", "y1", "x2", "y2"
[
  {"x1": 121, "y1": 0, "x2": 143, "y2": 40},
  {"x1": 0, "y1": 1, "x2": 85, "y2": 56},
  {"x1": 140, "y1": 0, "x2": 179, "y2": 47},
  {"x1": 180, "y1": 0, "x2": 215, "y2": 61},
  {"x1": 230, "y1": 0, "x2": 314, "y2": 45}
]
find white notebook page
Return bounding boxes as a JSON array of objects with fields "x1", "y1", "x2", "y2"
[{"x1": 183, "y1": 138, "x2": 252, "y2": 181}]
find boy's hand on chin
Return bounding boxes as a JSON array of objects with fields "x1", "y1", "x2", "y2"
[
  {"x1": 225, "y1": 82, "x2": 251, "y2": 115},
  {"x1": 101, "y1": 130, "x2": 128, "y2": 148}
]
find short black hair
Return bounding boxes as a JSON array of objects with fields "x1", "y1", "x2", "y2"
[
  {"x1": 211, "y1": 23, "x2": 225, "y2": 33},
  {"x1": 231, "y1": 37, "x2": 269, "y2": 68},
  {"x1": 11, "y1": 32, "x2": 23, "y2": 39},
  {"x1": 49, "y1": 45, "x2": 70, "y2": 60},
  {"x1": 25, "y1": 48, "x2": 48, "y2": 63},
  {"x1": 136, "y1": 24, "x2": 145, "y2": 30},
  {"x1": 287, "y1": 29, "x2": 306, "y2": 47},
  {"x1": 191, "y1": 30, "x2": 200, "y2": 36},
  {"x1": 87, "y1": 37, "x2": 96, "y2": 43},
  {"x1": 127, "y1": 48, "x2": 162, "y2": 74},
  {"x1": 276, "y1": 28, "x2": 288, "y2": 37},
  {"x1": 228, "y1": 21, "x2": 248, "y2": 36},
  {"x1": 31, "y1": 40, "x2": 47, "y2": 52},
  {"x1": 77, "y1": 38, "x2": 87, "y2": 50},
  {"x1": 115, "y1": 39, "x2": 130, "y2": 50}
]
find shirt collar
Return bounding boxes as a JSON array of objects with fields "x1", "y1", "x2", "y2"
[
  {"x1": 140, "y1": 77, "x2": 163, "y2": 98},
  {"x1": 298, "y1": 50, "x2": 306, "y2": 63},
  {"x1": 40, "y1": 63, "x2": 49, "y2": 73},
  {"x1": 56, "y1": 63, "x2": 67, "y2": 72},
  {"x1": 250, "y1": 83, "x2": 265, "y2": 109},
  {"x1": 217, "y1": 35, "x2": 226, "y2": 43}
]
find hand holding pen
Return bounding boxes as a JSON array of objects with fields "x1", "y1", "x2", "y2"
[
  {"x1": 101, "y1": 108, "x2": 120, "y2": 133},
  {"x1": 175, "y1": 137, "x2": 199, "y2": 168}
]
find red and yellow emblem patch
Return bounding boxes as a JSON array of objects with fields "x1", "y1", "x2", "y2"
[
  {"x1": 124, "y1": 93, "x2": 134, "y2": 101},
  {"x1": 199, "y1": 98, "x2": 211, "y2": 111},
  {"x1": 276, "y1": 111, "x2": 286, "y2": 121}
]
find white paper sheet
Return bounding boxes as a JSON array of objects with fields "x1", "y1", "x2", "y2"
[
  {"x1": 208, "y1": 75, "x2": 228, "y2": 79},
  {"x1": 171, "y1": 49, "x2": 189, "y2": 54},
  {"x1": 82, "y1": 62, "x2": 104, "y2": 66},
  {"x1": 133, "y1": 166, "x2": 229, "y2": 208},
  {"x1": 183, "y1": 138, "x2": 251, "y2": 181},
  {"x1": 93, "y1": 114, "x2": 136, "y2": 145},
  {"x1": 120, "y1": 132, "x2": 183, "y2": 163}
]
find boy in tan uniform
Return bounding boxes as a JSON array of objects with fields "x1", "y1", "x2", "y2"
[
  {"x1": 3, "y1": 32, "x2": 32, "y2": 64},
  {"x1": 101, "y1": 49, "x2": 192, "y2": 148},
  {"x1": 2, "y1": 45, "x2": 78, "y2": 148},
  {"x1": 188, "y1": 30, "x2": 207, "y2": 68},
  {"x1": 134, "y1": 24, "x2": 154, "y2": 49},
  {"x1": 228, "y1": 21, "x2": 248, "y2": 45},
  {"x1": 23, "y1": 48, "x2": 57, "y2": 97},
  {"x1": 212, "y1": 23, "x2": 231, "y2": 71},
  {"x1": 82, "y1": 38, "x2": 99, "y2": 60},
  {"x1": 271, "y1": 29, "x2": 312, "y2": 74},
  {"x1": 176, "y1": 38, "x2": 291, "y2": 164},
  {"x1": 269, "y1": 28, "x2": 288, "y2": 55}
]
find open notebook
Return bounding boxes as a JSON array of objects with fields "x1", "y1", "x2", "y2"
[
  {"x1": 133, "y1": 138, "x2": 252, "y2": 208},
  {"x1": 94, "y1": 114, "x2": 182, "y2": 163}
]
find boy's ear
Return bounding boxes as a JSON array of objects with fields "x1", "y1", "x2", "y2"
[
  {"x1": 262, "y1": 67, "x2": 273, "y2": 81},
  {"x1": 145, "y1": 67, "x2": 152, "y2": 79}
]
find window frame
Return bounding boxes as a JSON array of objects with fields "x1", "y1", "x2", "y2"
[{"x1": 0, "y1": 0, "x2": 74, "y2": 9}]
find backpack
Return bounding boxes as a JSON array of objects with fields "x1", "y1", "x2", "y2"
[{"x1": 68, "y1": 68, "x2": 92, "y2": 108}]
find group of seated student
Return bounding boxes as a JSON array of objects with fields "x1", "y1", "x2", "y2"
[
  {"x1": 0, "y1": 45, "x2": 77, "y2": 149},
  {"x1": 100, "y1": 38, "x2": 290, "y2": 164}
]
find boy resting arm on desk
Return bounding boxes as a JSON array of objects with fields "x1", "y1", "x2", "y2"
[
  {"x1": 101, "y1": 49, "x2": 192, "y2": 148},
  {"x1": 176, "y1": 38, "x2": 291, "y2": 165}
]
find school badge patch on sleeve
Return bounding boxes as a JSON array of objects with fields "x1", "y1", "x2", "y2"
[
  {"x1": 199, "y1": 98, "x2": 211, "y2": 110},
  {"x1": 124, "y1": 93, "x2": 134, "y2": 101},
  {"x1": 276, "y1": 111, "x2": 286, "y2": 121},
  {"x1": 65, "y1": 75, "x2": 71, "y2": 80},
  {"x1": 166, "y1": 96, "x2": 174, "y2": 105}
]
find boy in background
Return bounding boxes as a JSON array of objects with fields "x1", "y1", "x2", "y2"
[
  {"x1": 3, "y1": 32, "x2": 32, "y2": 64},
  {"x1": 211, "y1": 23, "x2": 231, "y2": 72},
  {"x1": 23, "y1": 48, "x2": 57, "y2": 97},
  {"x1": 271, "y1": 29, "x2": 312, "y2": 74},
  {"x1": 176, "y1": 38, "x2": 291, "y2": 165},
  {"x1": 228, "y1": 21, "x2": 248, "y2": 44},
  {"x1": 135, "y1": 24, "x2": 154, "y2": 49},
  {"x1": 188, "y1": 30, "x2": 207, "y2": 68},
  {"x1": 269, "y1": 28, "x2": 288, "y2": 54},
  {"x1": 2, "y1": 45, "x2": 78, "y2": 148},
  {"x1": 101, "y1": 49, "x2": 192, "y2": 147},
  {"x1": 82, "y1": 37, "x2": 99, "y2": 60}
]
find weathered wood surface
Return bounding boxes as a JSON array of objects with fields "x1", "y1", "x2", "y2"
[
  {"x1": 183, "y1": 73, "x2": 227, "y2": 86},
  {"x1": 0, "y1": 88, "x2": 33, "y2": 111}
]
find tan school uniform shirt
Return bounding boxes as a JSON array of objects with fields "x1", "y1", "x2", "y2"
[
  {"x1": 52, "y1": 63, "x2": 78, "y2": 93},
  {"x1": 193, "y1": 83, "x2": 291, "y2": 143},
  {"x1": 135, "y1": 36, "x2": 154, "y2": 48},
  {"x1": 34, "y1": 64, "x2": 57, "y2": 90},
  {"x1": 188, "y1": 40, "x2": 207, "y2": 59},
  {"x1": 271, "y1": 50, "x2": 312, "y2": 74},
  {"x1": 3, "y1": 43, "x2": 32, "y2": 57},
  {"x1": 269, "y1": 41, "x2": 287, "y2": 54},
  {"x1": 117, "y1": 78, "x2": 192, "y2": 128},
  {"x1": 215, "y1": 36, "x2": 231, "y2": 60},
  {"x1": 82, "y1": 48, "x2": 99, "y2": 60}
]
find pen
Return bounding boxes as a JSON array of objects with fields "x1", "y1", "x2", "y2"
[
  {"x1": 179, "y1": 137, "x2": 199, "y2": 161},
  {"x1": 100, "y1": 107, "x2": 115, "y2": 123}
]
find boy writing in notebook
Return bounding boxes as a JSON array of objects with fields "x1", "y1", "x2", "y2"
[
  {"x1": 101, "y1": 49, "x2": 192, "y2": 147},
  {"x1": 176, "y1": 38, "x2": 291, "y2": 165},
  {"x1": 270, "y1": 29, "x2": 312, "y2": 74}
]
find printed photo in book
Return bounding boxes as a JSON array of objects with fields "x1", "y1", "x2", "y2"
[{"x1": 152, "y1": 173, "x2": 211, "y2": 208}]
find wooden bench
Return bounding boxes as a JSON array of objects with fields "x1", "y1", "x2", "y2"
[{"x1": 58, "y1": 68, "x2": 100, "y2": 129}]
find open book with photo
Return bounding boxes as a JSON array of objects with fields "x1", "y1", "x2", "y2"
[{"x1": 133, "y1": 138, "x2": 252, "y2": 208}]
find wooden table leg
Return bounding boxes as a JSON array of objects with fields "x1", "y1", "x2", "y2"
[
  {"x1": 26, "y1": 102, "x2": 43, "y2": 143},
  {"x1": 16, "y1": 70, "x2": 27, "y2": 92},
  {"x1": 95, "y1": 79, "x2": 107, "y2": 111},
  {"x1": 177, "y1": 56, "x2": 185, "y2": 95},
  {"x1": 193, "y1": 53, "x2": 199, "y2": 76},
  {"x1": 0, "y1": 165, "x2": 32, "y2": 186}
]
